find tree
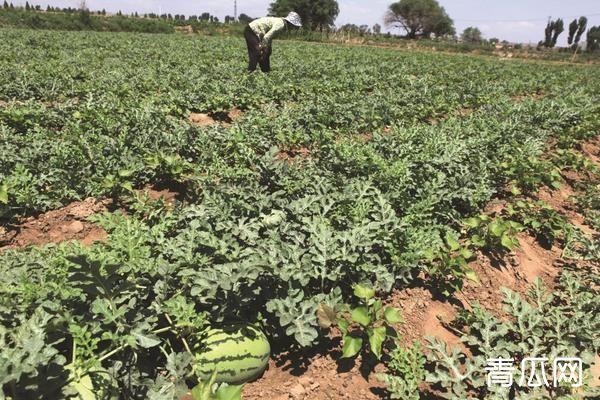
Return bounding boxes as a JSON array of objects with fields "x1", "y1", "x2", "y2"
[
  {"x1": 384, "y1": 0, "x2": 455, "y2": 39},
  {"x1": 541, "y1": 19, "x2": 553, "y2": 47},
  {"x1": 25, "y1": 1, "x2": 29, "y2": 10},
  {"x1": 550, "y1": 18, "x2": 564, "y2": 47},
  {"x1": 78, "y1": 1, "x2": 91, "y2": 26},
  {"x1": 238, "y1": 13, "x2": 253, "y2": 23},
  {"x1": 587, "y1": 26, "x2": 600, "y2": 51},
  {"x1": 373, "y1": 23, "x2": 381, "y2": 35},
  {"x1": 574, "y1": 16, "x2": 587, "y2": 46},
  {"x1": 339, "y1": 23, "x2": 359, "y2": 34},
  {"x1": 3, "y1": 1, "x2": 9, "y2": 9},
  {"x1": 540, "y1": 18, "x2": 564, "y2": 48},
  {"x1": 568, "y1": 19, "x2": 578, "y2": 45},
  {"x1": 489, "y1": 37, "x2": 500, "y2": 45},
  {"x1": 269, "y1": 0, "x2": 340, "y2": 31},
  {"x1": 461, "y1": 26, "x2": 483, "y2": 43}
]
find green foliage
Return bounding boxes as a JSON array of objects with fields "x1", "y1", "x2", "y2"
[
  {"x1": 336, "y1": 284, "x2": 402, "y2": 360},
  {"x1": 464, "y1": 214, "x2": 523, "y2": 253},
  {"x1": 385, "y1": 0, "x2": 455, "y2": 38},
  {"x1": 423, "y1": 231, "x2": 478, "y2": 296},
  {"x1": 145, "y1": 152, "x2": 195, "y2": 183},
  {"x1": 552, "y1": 148, "x2": 600, "y2": 178},
  {"x1": 499, "y1": 147, "x2": 563, "y2": 194},
  {"x1": 541, "y1": 18, "x2": 564, "y2": 48},
  {"x1": 268, "y1": 0, "x2": 340, "y2": 30},
  {"x1": 506, "y1": 199, "x2": 570, "y2": 247},
  {"x1": 568, "y1": 17, "x2": 587, "y2": 47},
  {"x1": 1, "y1": 28, "x2": 599, "y2": 398},
  {"x1": 377, "y1": 341, "x2": 426, "y2": 400},
  {"x1": 587, "y1": 26, "x2": 600, "y2": 51},
  {"x1": 574, "y1": 184, "x2": 600, "y2": 231},
  {"x1": 0, "y1": 7, "x2": 174, "y2": 33},
  {"x1": 461, "y1": 26, "x2": 483, "y2": 43},
  {"x1": 426, "y1": 275, "x2": 600, "y2": 399},
  {"x1": 191, "y1": 371, "x2": 243, "y2": 400}
]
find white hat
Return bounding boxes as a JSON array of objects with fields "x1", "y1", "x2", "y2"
[{"x1": 284, "y1": 11, "x2": 302, "y2": 27}]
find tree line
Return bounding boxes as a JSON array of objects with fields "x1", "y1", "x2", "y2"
[
  {"x1": 2, "y1": 0, "x2": 599, "y2": 51},
  {"x1": 540, "y1": 17, "x2": 599, "y2": 51}
]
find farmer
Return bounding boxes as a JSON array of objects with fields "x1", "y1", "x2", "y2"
[{"x1": 244, "y1": 12, "x2": 302, "y2": 73}]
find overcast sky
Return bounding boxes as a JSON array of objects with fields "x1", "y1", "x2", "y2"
[{"x1": 11, "y1": 0, "x2": 600, "y2": 44}]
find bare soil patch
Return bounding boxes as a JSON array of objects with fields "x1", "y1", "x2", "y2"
[
  {"x1": 189, "y1": 112, "x2": 216, "y2": 127},
  {"x1": 244, "y1": 355, "x2": 385, "y2": 400},
  {"x1": 511, "y1": 90, "x2": 545, "y2": 102},
  {"x1": 0, "y1": 198, "x2": 109, "y2": 250},
  {"x1": 276, "y1": 146, "x2": 313, "y2": 166},
  {"x1": 536, "y1": 184, "x2": 597, "y2": 236},
  {"x1": 514, "y1": 234, "x2": 560, "y2": 285},
  {"x1": 175, "y1": 25, "x2": 193, "y2": 34},
  {"x1": 143, "y1": 186, "x2": 179, "y2": 208},
  {"x1": 581, "y1": 140, "x2": 600, "y2": 165},
  {"x1": 189, "y1": 108, "x2": 243, "y2": 127}
]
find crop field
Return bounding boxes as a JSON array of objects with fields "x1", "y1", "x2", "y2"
[{"x1": 1, "y1": 28, "x2": 600, "y2": 399}]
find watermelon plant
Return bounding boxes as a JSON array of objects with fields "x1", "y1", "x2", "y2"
[
  {"x1": 426, "y1": 273, "x2": 600, "y2": 399},
  {"x1": 377, "y1": 341, "x2": 426, "y2": 400},
  {"x1": 0, "y1": 27, "x2": 599, "y2": 399}
]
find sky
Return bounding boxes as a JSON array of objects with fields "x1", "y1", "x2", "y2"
[{"x1": 11, "y1": 0, "x2": 600, "y2": 45}]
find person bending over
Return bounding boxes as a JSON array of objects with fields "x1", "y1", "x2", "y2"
[{"x1": 244, "y1": 11, "x2": 302, "y2": 72}]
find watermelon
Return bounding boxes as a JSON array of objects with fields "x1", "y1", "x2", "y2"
[{"x1": 197, "y1": 324, "x2": 270, "y2": 384}]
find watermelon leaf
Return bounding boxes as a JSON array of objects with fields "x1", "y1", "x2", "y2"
[
  {"x1": 215, "y1": 384, "x2": 243, "y2": 400},
  {"x1": 133, "y1": 331, "x2": 161, "y2": 348},
  {"x1": 191, "y1": 370, "x2": 217, "y2": 400}
]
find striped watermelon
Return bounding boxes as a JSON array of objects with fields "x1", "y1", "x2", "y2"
[{"x1": 197, "y1": 324, "x2": 270, "y2": 384}]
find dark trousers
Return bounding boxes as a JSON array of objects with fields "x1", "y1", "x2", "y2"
[{"x1": 244, "y1": 25, "x2": 272, "y2": 72}]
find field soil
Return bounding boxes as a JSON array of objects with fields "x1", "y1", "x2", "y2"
[{"x1": 0, "y1": 197, "x2": 109, "y2": 250}]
